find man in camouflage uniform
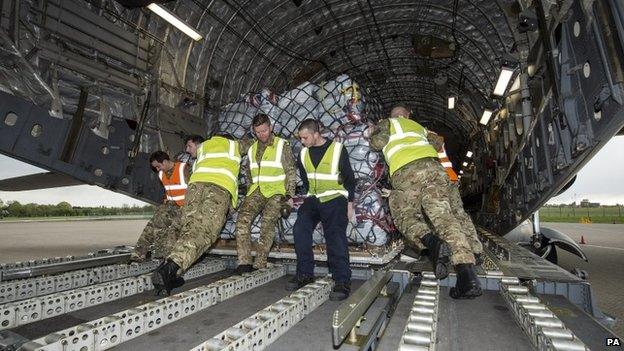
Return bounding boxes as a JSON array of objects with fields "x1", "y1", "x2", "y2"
[
  {"x1": 130, "y1": 151, "x2": 188, "y2": 262},
  {"x1": 152, "y1": 133, "x2": 241, "y2": 295},
  {"x1": 427, "y1": 131, "x2": 484, "y2": 265},
  {"x1": 368, "y1": 105, "x2": 481, "y2": 299},
  {"x1": 234, "y1": 114, "x2": 297, "y2": 273}
]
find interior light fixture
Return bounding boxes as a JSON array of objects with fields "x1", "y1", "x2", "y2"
[
  {"x1": 480, "y1": 108, "x2": 494, "y2": 125},
  {"x1": 462, "y1": 161, "x2": 468, "y2": 167},
  {"x1": 459, "y1": 170, "x2": 464, "y2": 175},
  {"x1": 147, "y1": 3, "x2": 203, "y2": 41},
  {"x1": 493, "y1": 67, "x2": 515, "y2": 96},
  {"x1": 448, "y1": 96, "x2": 456, "y2": 109},
  {"x1": 466, "y1": 151, "x2": 473, "y2": 158}
]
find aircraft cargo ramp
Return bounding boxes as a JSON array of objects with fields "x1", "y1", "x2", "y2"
[{"x1": 0, "y1": 229, "x2": 620, "y2": 351}]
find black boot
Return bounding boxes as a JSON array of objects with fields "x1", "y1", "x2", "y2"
[
  {"x1": 329, "y1": 282, "x2": 351, "y2": 301},
  {"x1": 419, "y1": 233, "x2": 452, "y2": 279},
  {"x1": 285, "y1": 275, "x2": 315, "y2": 291},
  {"x1": 152, "y1": 260, "x2": 185, "y2": 296},
  {"x1": 449, "y1": 264, "x2": 482, "y2": 299},
  {"x1": 233, "y1": 264, "x2": 256, "y2": 275}
]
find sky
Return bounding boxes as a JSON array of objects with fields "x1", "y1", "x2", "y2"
[
  {"x1": 0, "y1": 137, "x2": 623, "y2": 207},
  {"x1": 547, "y1": 136, "x2": 624, "y2": 206}
]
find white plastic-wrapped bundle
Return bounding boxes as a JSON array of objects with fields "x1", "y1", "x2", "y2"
[
  {"x1": 220, "y1": 212, "x2": 237, "y2": 240},
  {"x1": 348, "y1": 186, "x2": 394, "y2": 246},
  {"x1": 218, "y1": 88, "x2": 279, "y2": 138},
  {"x1": 316, "y1": 74, "x2": 365, "y2": 134},
  {"x1": 215, "y1": 74, "x2": 395, "y2": 247},
  {"x1": 273, "y1": 82, "x2": 320, "y2": 137},
  {"x1": 218, "y1": 101, "x2": 257, "y2": 138},
  {"x1": 336, "y1": 123, "x2": 383, "y2": 181}
]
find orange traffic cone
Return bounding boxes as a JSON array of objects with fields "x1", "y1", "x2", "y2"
[{"x1": 580, "y1": 235, "x2": 586, "y2": 245}]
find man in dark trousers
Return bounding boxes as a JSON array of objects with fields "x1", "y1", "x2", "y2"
[{"x1": 287, "y1": 119, "x2": 355, "y2": 301}]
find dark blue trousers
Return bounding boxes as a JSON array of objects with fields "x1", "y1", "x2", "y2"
[{"x1": 293, "y1": 196, "x2": 352, "y2": 283}]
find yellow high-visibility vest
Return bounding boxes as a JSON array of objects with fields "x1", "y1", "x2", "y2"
[
  {"x1": 383, "y1": 117, "x2": 438, "y2": 176},
  {"x1": 247, "y1": 137, "x2": 287, "y2": 198},
  {"x1": 301, "y1": 141, "x2": 348, "y2": 202},
  {"x1": 190, "y1": 136, "x2": 241, "y2": 206}
]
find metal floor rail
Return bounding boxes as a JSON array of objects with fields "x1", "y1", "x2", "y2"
[
  {"x1": 19, "y1": 264, "x2": 286, "y2": 351},
  {"x1": 0, "y1": 248, "x2": 133, "y2": 281},
  {"x1": 0, "y1": 260, "x2": 160, "y2": 304},
  {"x1": 398, "y1": 272, "x2": 439, "y2": 351},
  {"x1": 191, "y1": 277, "x2": 333, "y2": 350},
  {"x1": 0, "y1": 259, "x2": 226, "y2": 330},
  {"x1": 500, "y1": 280, "x2": 589, "y2": 351}
]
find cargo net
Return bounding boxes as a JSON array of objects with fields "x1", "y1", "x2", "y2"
[{"x1": 217, "y1": 74, "x2": 396, "y2": 247}]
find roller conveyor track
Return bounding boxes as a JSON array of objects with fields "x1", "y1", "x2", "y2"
[
  {"x1": 116, "y1": 276, "x2": 293, "y2": 351},
  {"x1": 10, "y1": 270, "x2": 231, "y2": 340},
  {"x1": 0, "y1": 229, "x2": 621, "y2": 351}
]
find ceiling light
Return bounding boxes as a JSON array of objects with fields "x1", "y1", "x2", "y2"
[
  {"x1": 459, "y1": 170, "x2": 464, "y2": 175},
  {"x1": 147, "y1": 3, "x2": 203, "y2": 41},
  {"x1": 462, "y1": 161, "x2": 468, "y2": 167},
  {"x1": 447, "y1": 96, "x2": 456, "y2": 109},
  {"x1": 466, "y1": 151, "x2": 473, "y2": 158},
  {"x1": 480, "y1": 109, "x2": 494, "y2": 125},
  {"x1": 493, "y1": 67, "x2": 515, "y2": 96}
]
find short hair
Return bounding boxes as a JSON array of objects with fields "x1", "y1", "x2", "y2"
[
  {"x1": 298, "y1": 119, "x2": 321, "y2": 134},
  {"x1": 184, "y1": 135, "x2": 205, "y2": 145},
  {"x1": 252, "y1": 114, "x2": 271, "y2": 128},
  {"x1": 390, "y1": 105, "x2": 412, "y2": 117},
  {"x1": 149, "y1": 150, "x2": 170, "y2": 164},
  {"x1": 213, "y1": 132, "x2": 235, "y2": 140}
]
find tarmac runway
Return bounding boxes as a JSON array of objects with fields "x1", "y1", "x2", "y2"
[
  {"x1": 543, "y1": 222, "x2": 624, "y2": 337},
  {"x1": 0, "y1": 220, "x2": 622, "y2": 336}
]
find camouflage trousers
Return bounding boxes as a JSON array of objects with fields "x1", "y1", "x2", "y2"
[
  {"x1": 133, "y1": 202, "x2": 181, "y2": 259},
  {"x1": 388, "y1": 157, "x2": 475, "y2": 265},
  {"x1": 235, "y1": 189, "x2": 282, "y2": 269},
  {"x1": 168, "y1": 182, "x2": 231, "y2": 272},
  {"x1": 448, "y1": 182, "x2": 483, "y2": 255}
]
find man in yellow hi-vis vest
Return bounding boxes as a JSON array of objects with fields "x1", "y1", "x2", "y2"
[
  {"x1": 368, "y1": 105, "x2": 482, "y2": 299},
  {"x1": 234, "y1": 114, "x2": 297, "y2": 273},
  {"x1": 287, "y1": 119, "x2": 355, "y2": 301},
  {"x1": 152, "y1": 133, "x2": 241, "y2": 296}
]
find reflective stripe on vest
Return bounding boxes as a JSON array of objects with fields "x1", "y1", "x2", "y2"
[
  {"x1": 301, "y1": 141, "x2": 348, "y2": 202},
  {"x1": 189, "y1": 137, "x2": 241, "y2": 206},
  {"x1": 247, "y1": 137, "x2": 288, "y2": 197},
  {"x1": 158, "y1": 162, "x2": 187, "y2": 206},
  {"x1": 437, "y1": 144, "x2": 459, "y2": 183},
  {"x1": 382, "y1": 117, "x2": 439, "y2": 176}
]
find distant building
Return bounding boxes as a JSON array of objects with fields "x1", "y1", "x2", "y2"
[{"x1": 580, "y1": 199, "x2": 600, "y2": 207}]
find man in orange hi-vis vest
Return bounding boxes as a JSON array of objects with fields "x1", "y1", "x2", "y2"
[
  {"x1": 130, "y1": 151, "x2": 189, "y2": 262},
  {"x1": 428, "y1": 131, "x2": 484, "y2": 265}
]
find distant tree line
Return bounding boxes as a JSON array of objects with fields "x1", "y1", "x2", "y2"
[{"x1": 0, "y1": 198, "x2": 154, "y2": 218}]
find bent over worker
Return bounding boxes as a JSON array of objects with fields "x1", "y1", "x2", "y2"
[
  {"x1": 428, "y1": 130, "x2": 484, "y2": 265},
  {"x1": 234, "y1": 114, "x2": 297, "y2": 273},
  {"x1": 368, "y1": 106, "x2": 481, "y2": 299},
  {"x1": 287, "y1": 119, "x2": 355, "y2": 301},
  {"x1": 152, "y1": 134, "x2": 241, "y2": 295},
  {"x1": 130, "y1": 151, "x2": 188, "y2": 262}
]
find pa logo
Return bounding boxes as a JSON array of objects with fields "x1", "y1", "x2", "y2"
[{"x1": 606, "y1": 337, "x2": 621, "y2": 346}]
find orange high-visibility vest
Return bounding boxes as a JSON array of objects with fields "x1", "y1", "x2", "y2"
[
  {"x1": 429, "y1": 131, "x2": 459, "y2": 183},
  {"x1": 159, "y1": 162, "x2": 188, "y2": 206}
]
